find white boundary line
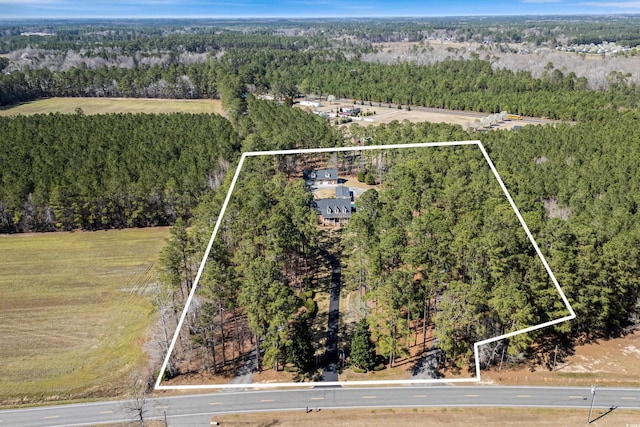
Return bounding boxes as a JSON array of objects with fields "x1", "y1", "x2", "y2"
[{"x1": 155, "y1": 140, "x2": 575, "y2": 390}]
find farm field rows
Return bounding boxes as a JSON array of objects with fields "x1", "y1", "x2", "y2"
[
  {"x1": 0, "y1": 227, "x2": 169, "y2": 405},
  {"x1": 0, "y1": 97, "x2": 222, "y2": 116}
]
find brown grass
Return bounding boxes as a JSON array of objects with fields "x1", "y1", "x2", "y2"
[
  {"x1": 483, "y1": 330, "x2": 640, "y2": 388},
  {"x1": 0, "y1": 97, "x2": 222, "y2": 116},
  {"x1": 213, "y1": 407, "x2": 636, "y2": 426},
  {"x1": 0, "y1": 227, "x2": 170, "y2": 405}
]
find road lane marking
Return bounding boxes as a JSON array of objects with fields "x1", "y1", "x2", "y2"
[
  {"x1": 413, "y1": 395, "x2": 427, "y2": 398},
  {"x1": 100, "y1": 410, "x2": 114, "y2": 414},
  {"x1": 310, "y1": 397, "x2": 324, "y2": 400},
  {"x1": 155, "y1": 405, "x2": 169, "y2": 409},
  {"x1": 465, "y1": 394, "x2": 479, "y2": 397},
  {"x1": 209, "y1": 402, "x2": 223, "y2": 405},
  {"x1": 568, "y1": 395, "x2": 583, "y2": 399},
  {"x1": 622, "y1": 397, "x2": 637, "y2": 400},
  {"x1": 362, "y1": 396, "x2": 377, "y2": 399},
  {"x1": 516, "y1": 395, "x2": 530, "y2": 398},
  {"x1": 260, "y1": 399, "x2": 275, "y2": 403},
  {"x1": 44, "y1": 415, "x2": 60, "y2": 419}
]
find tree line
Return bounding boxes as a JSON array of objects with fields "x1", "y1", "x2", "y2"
[
  {"x1": 0, "y1": 112, "x2": 239, "y2": 233},
  {"x1": 4, "y1": 45, "x2": 640, "y2": 121}
]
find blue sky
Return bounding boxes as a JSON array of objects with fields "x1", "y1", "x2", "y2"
[{"x1": 2, "y1": 0, "x2": 640, "y2": 19}]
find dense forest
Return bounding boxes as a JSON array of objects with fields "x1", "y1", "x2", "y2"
[
  {"x1": 0, "y1": 96, "x2": 339, "y2": 233},
  {"x1": 338, "y1": 118, "x2": 640, "y2": 370},
  {"x1": 2, "y1": 19, "x2": 640, "y2": 377},
  {"x1": 158, "y1": 110, "x2": 640, "y2": 378},
  {"x1": 339, "y1": 145, "x2": 564, "y2": 368},
  {"x1": 156, "y1": 99, "x2": 341, "y2": 378},
  {"x1": 0, "y1": 112, "x2": 239, "y2": 232}
]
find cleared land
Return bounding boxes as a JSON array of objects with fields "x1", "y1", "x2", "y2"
[
  {"x1": 296, "y1": 98, "x2": 551, "y2": 129},
  {"x1": 0, "y1": 227, "x2": 169, "y2": 405},
  {"x1": 482, "y1": 330, "x2": 640, "y2": 388},
  {"x1": 213, "y1": 407, "x2": 636, "y2": 426},
  {"x1": 0, "y1": 97, "x2": 222, "y2": 116}
]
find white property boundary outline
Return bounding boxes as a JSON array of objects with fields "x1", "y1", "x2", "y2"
[{"x1": 155, "y1": 140, "x2": 576, "y2": 390}]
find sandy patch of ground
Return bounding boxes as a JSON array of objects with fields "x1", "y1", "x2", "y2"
[
  {"x1": 296, "y1": 98, "x2": 551, "y2": 130},
  {"x1": 482, "y1": 331, "x2": 640, "y2": 387}
]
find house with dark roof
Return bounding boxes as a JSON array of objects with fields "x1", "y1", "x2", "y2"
[
  {"x1": 303, "y1": 169, "x2": 338, "y2": 185},
  {"x1": 335, "y1": 185, "x2": 352, "y2": 200},
  {"x1": 312, "y1": 198, "x2": 352, "y2": 227}
]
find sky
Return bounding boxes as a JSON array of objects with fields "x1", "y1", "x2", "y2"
[{"x1": 2, "y1": 0, "x2": 640, "y2": 20}]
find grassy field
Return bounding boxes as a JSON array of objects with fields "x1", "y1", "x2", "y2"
[
  {"x1": 0, "y1": 97, "x2": 222, "y2": 116},
  {"x1": 0, "y1": 227, "x2": 170, "y2": 405},
  {"x1": 213, "y1": 407, "x2": 637, "y2": 426}
]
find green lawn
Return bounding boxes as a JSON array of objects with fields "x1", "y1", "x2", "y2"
[
  {"x1": 0, "y1": 227, "x2": 170, "y2": 405},
  {"x1": 0, "y1": 97, "x2": 222, "y2": 116}
]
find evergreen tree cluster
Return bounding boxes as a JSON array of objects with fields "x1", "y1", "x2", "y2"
[
  {"x1": 338, "y1": 118, "x2": 640, "y2": 368},
  {"x1": 0, "y1": 112, "x2": 239, "y2": 232}
]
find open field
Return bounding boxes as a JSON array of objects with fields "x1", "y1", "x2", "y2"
[
  {"x1": 0, "y1": 227, "x2": 169, "y2": 405},
  {"x1": 213, "y1": 407, "x2": 637, "y2": 426},
  {"x1": 482, "y1": 330, "x2": 640, "y2": 388},
  {"x1": 0, "y1": 97, "x2": 222, "y2": 116}
]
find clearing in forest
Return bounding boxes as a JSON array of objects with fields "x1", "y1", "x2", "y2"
[{"x1": 157, "y1": 141, "x2": 574, "y2": 390}]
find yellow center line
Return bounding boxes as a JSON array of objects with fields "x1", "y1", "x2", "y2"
[
  {"x1": 155, "y1": 405, "x2": 169, "y2": 409},
  {"x1": 516, "y1": 395, "x2": 531, "y2": 398},
  {"x1": 465, "y1": 394, "x2": 479, "y2": 398},
  {"x1": 209, "y1": 402, "x2": 223, "y2": 405},
  {"x1": 99, "y1": 410, "x2": 114, "y2": 414},
  {"x1": 44, "y1": 415, "x2": 60, "y2": 419},
  {"x1": 311, "y1": 397, "x2": 324, "y2": 400},
  {"x1": 413, "y1": 394, "x2": 427, "y2": 398},
  {"x1": 568, "y1": 396, "x2": 583, "y2": 399},
  {"x1": 260, "y1": 399, "x2": 275, "y2": 403},
  {"x1": 362, "y1": 396, "x2": 377, "y2": 399},
  {"x1": 622, "y1": 397, "x2": 637, "y2": 400}
]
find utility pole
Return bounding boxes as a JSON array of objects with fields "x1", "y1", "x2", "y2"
[{"x1": 587, "y1": 384, "x2": 596, "y2": 424}]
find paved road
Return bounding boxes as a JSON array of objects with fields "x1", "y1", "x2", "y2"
[
  {"x1": 321, "y1": 262, "x2": 342, "y2": 382},
  {"x1": 2, "y1": 385, "x2": 640, "y2": 426}
]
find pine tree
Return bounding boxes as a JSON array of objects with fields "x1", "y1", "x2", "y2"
[
  {"x1": 287, "y1": 318, "x2": 315, "y2": 372},
  {"x1": 350, "y1": 317, "x2": 376, "y2": 371}
]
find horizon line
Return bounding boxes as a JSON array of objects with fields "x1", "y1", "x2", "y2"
[{"x1": 3, "y1": 12, "x2": 640, "y2": 21}]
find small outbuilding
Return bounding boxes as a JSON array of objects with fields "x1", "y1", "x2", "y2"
[{"x1": 335, "y1": 186, "x2": 352, "y2": 200}]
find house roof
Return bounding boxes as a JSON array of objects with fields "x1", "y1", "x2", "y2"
[
  {"x1": 304, "y1": 168, "x2": 338, "y2": 181},
  {"x1": 335, "y1": 186, "x2": 350, "y2": 199},
  {"x1": 313, "y1": 198, "x2": 352, "y2": 219}
]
